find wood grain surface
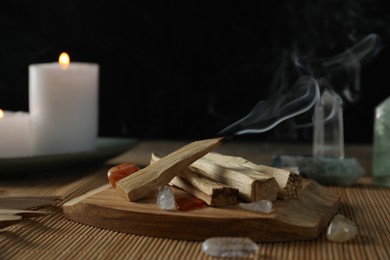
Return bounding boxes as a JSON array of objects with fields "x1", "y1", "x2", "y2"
[{"x1": 63, "y1": 178, "x2": 340, "y2": 242}]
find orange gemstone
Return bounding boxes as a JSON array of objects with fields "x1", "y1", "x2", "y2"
[
  {"x1": 175, "y1": 197, "x2": 206, "y2": 211},
  {"x1": 107, "y1": 163, "x2": 140, "y2": 188}
]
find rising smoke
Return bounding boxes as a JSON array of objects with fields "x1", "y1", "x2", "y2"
[
  {"x1": 217, "y1": 1, "x2": 385, "y2": 139},
  {"x1": 219, "y1": 34, "x2": 381, "y2": 137}
]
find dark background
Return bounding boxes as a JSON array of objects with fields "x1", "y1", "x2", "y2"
[{"x1": 1, "y1": 1, "x2": 389, "y2": 143}]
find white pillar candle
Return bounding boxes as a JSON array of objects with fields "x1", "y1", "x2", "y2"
[
  {"x1": 29, "y1": 52, "x2": 99, "y2": 156},
  {"x1": 0, "y1": 110, "x2": 31, "y2": 158}
]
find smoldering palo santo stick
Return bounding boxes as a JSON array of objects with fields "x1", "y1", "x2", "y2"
[{"x1": 115, "y1": 137, "x2": 229, "y2": 202}]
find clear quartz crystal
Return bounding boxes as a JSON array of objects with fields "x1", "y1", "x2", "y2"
[
  {"x1": 239, "y1": 200, "x2": 273, "y2": 213},
  {"x1": 156, "y1": 186, "x2": 176, "y2": 210},
  {"x1": 326, "y1": 214, "x2": 358, "y2": 242},
  {"x1": 313, "y1": 87, "x2": 345, "y2": 158},
  {"x1": 202, "y1": 237, "x2": 259, "y2": 257}
]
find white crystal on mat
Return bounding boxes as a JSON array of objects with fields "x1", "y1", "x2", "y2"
[
  {"x1": 202, "y1": 237, "x2": 259, "y2": 257},
  {"x1": 239, "y1": 200, "x2": 273, "y2": 213},
  {"x1": 156, "y1": 186, "x2": 176, "y2": 210},
  {"x1": 327, "y1": 214, "x2": 358, "y2": 242}
]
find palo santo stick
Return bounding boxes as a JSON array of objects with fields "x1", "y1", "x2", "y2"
[
  {"x1": 0, "y1": 196, "x2": 61, "y2": 210},
  {"x1": 0, "y1": 214, "x2": 22, "y2": 229},
  {"x1": 0, "y1": 208, "x2": 51, "y2": 218},
  {"x1": 151, "y1": 153, "x2": 239, "y2": 207},
  {"x1": 245, "y1": 165, "x2": 302, "y2": 200},
  {"x1": 116, "y1": 137, "x2": 228, "y2": 202},
  {"x1": 204, "y1": 152, "x2": 302, "y2": 199},
  {"x1": 190, "y1": 157, "x2": 279, "y2": 202}
]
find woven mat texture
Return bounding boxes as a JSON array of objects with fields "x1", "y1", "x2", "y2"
[{"x1": 1, "y1": 169, "x2": 389, "y2": 260}]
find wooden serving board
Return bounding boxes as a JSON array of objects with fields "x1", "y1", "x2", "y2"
[{"x1": 63, "y1": 179, "x2": 340, "y2": 242}]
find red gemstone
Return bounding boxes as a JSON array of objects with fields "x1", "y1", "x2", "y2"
[
  {"x1": 107, "y1": 163, "x2": 140, "y2": 188},
  {"x1": 175, "y1": 197, "x2": 206, "y2": 211}
]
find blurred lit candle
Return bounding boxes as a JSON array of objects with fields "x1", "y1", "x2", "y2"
[
  {"x1": 0, "y1": 109, "x2": 30, "y2": 158},
  {"x1": 29, "y1": 52, "x2": 99, "y2": 156}
]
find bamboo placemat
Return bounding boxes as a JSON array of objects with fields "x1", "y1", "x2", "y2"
[{"x1": 0, "y1": 141, "x2": 388, "y2": 260}]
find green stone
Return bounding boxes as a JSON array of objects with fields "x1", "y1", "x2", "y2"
[
  {"x1": 272, "y1": 155, "x2": 365, "y2": 186},
  {"x1": 373, "y1": 97, "x2": 390, "y2": 187}
]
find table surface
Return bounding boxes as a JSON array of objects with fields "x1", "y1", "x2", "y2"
[{"x1": 1, "y1": 139, "x2": 389, "y2": 260}]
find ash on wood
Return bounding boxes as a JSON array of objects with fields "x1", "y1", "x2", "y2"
[{"x1": 204, "y1": 153, "x2": 302, "y2": 199}]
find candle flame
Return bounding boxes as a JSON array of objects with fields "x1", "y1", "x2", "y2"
[
  {"x1": 0, "y1": 109, "x2": 4, "y2": 119},
  {"x1": 59, "y1": 52, "x2": 70, "y2": 70}
]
